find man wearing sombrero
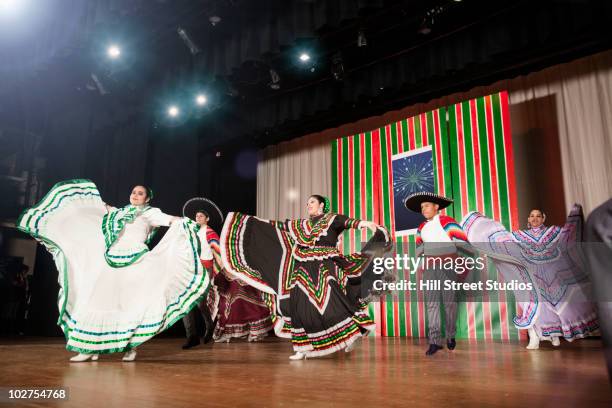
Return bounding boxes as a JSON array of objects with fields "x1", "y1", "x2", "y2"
[
  {"x1": 181, "y1": 198, "x2": 225, "y2": 349},
  {"x1": 404, "y1": 191, "x2": 469, "y2": 356}
]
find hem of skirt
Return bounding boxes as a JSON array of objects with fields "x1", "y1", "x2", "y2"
[
  {"x1": 294, "y1": 328, "x2": 369, "y2": 358},
  {"x1": 214, "y1": 318, "x2": 274, "y2": 341},
  {"x1": 59, "y1": 290, "x2": 209, "y2": 354},
  {"x1": 291, "y1": 314, "x2": 375, "y2": 357}
]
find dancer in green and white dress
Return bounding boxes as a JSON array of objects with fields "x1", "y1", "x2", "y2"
[{"x1": 17, "y1": 179, "x2": 209, "y2": 362}]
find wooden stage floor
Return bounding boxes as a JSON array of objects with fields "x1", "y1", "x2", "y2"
[{"x1": 0, "y1": 336, "x2": 610, "y2": 407}]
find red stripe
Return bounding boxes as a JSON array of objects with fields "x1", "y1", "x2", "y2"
[
  {"x1": 393, "y1": 291, "x2": 400, "y2": 337},
  {"x1": 348, "y1": 136, "x2": 355, "y2": 254},
  {"x1": 467, "y1": 302, "x2": 476, "y2": 339},
  {"x1": 470, "y1": 99, "x2": 485, "y2": 213},
  {"x1": 337, "y1": 139, "x2": 343, "y2": 214},
  {"x1": 381, "y1": 299, "x2": 387, "y2": 337},
  {"x1": 403, "y1": 240, "x2": 411, "y2": 336},
  {"x1": 386, "y1": 126, "x2": 396, "y2": 238},
  {"x1": 420, "y1": 113, "x2": 428, "y2": 147},
  {"x1": 417, "y1": 266, "x2": 425, "y2": 337},
  {"x1": 433, "y1": 110, "x2": 444, "y2": 196},
  {"x1": 455, "y1": 104, "x2": 469, "y2": 216},
  {"x1": 373, "y1": 302, "x2": 381, "y2": 337},
  {"x1": 360, "y1": 133, "x2": 367, "y2": 243},
  {"x1": 372, "y1": 130, "x2": 382, "y2": 225},
  {"x1": 408, "y1": 117, "x2": 416, "y2": 150},
  {"x1": 485, "y1": 97, "x2": 501, "y2": 221},
  {"x1": 396, "y1": 121, "x2": 404, "y2": 153},
  {"x1": 500, "y1": 91, "x2": 519, "y2": 230}
]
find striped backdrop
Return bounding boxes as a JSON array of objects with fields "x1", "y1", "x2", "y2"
[{"x1": 331, "y1": 91, "x2": 522, "y2": 340}]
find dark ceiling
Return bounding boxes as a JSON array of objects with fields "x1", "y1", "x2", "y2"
[{"x1": 1, "y1": 0, "x2": 611, "y2": 150}]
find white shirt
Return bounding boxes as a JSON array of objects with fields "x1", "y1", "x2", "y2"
[
  {"x1": 420, "y1": 214, "x2": 455, "y2": 255},
  {"x1": 112, "y1": 207, "x2": 172, "y2": 252},
  {"x1": 197, "y1": 225, "x2": 213, "y2": 261}
]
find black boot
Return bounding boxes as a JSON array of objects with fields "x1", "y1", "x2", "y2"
[
  {"x1": 182, "y1": 336, "x2": 200, "y2": 350},
  {"x1": 447, "y1": 338, "x2": 456, "y2": 350},
  {"x1": 425, "y1": 344, "x2": 443, "y2": 356},
  {"x1": 201, "y1": 309, "x2": 215, "y2": 344}
]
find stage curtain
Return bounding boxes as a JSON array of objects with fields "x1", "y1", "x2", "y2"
[{"x1": 256, "y1": 132, "x2": 332, "y2": 220}]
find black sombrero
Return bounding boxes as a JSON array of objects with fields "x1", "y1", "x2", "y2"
[
  {"x1": 403, "y1": 192, "x2": 453, "y2": 213},
  {"x1": 182, "y1": 197, "x2": 224, "y2": 232}
]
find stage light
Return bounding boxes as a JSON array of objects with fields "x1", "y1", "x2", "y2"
[
  {"x1": 268, "y1": 69, "x2": 281, "y2": 90},
  {"x1": 0, "y1": 0, "x2": 19, "y2": 12},
  {"x1": 417, "y1": 18, "x2": 432, "y2": 35},
  {"x1": 107, "y1": 45, "x2": 121, "y2": 59},
  {"x1": 195, "y1": 94, "x2": 207, "y2": 106},
  {"x1": 209, "y1": 15, "x2": 221, "y2": 26},
  {"x1": 357, "y1": 29, "x2": 367, "y2": 47},
  {"x1": 331, "y1": 52, "x2": 345, "y2": 81},
  {"x1": 0, "y1": 0, "x2": 26, "y2": 17},
  {"x1": 299, "y1": 53, "x2": 311, "y2": 63},
  {"x1": 168, "y1": 105, "x2": 180, "y2": 117}
]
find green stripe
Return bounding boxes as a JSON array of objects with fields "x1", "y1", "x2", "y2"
[
  {"x1": 342, "y1": 138, "x2": 350, "y2": 218},
  {"x1": 397, "y1": 240, "x2": 407, "y2": 336},
  {"x1": 390, "y1": 124, "x2": 399, "y2": 155},
  {"x1": 415, "y1": 116, "x2": 422, "y2": 149},
  {"x1": 365, "y1": 132, "x2": 373, "y2": 222},
  {"x1": 353, "y1": 135, "x2": 362, "y2": 250},
  {"x1": 492, "y1": 93, "x2": 511, "y2": 229},
  {"x1": 379, "y1": 128, "x2": 392, "y2": 230},
  {"x1": 401, "y1": 119, "x2": 409, "y2": 150},
  {"x1": 331, "y1": 141, "x2": 338, "y2": 213},
  {"x1": 447, "y1": 107, "x2": 462, "y2": 219},
  {"x1": 462, "y1": 101, "x2": 477, "y2": 212},
  {"x1": 408, "y1": 236, "x2": 419, "y2": 337},
  {"x1": 439, "y1": 109, "x2": 453, "y2": 211},
  {"x1": 426, "y1": 111, "x2": 438, "y2": 192},
  {"x1": 477, "y1": 97, "x2": 493, "y2": 218}
]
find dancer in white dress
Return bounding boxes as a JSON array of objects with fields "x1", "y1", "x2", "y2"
[{"x1": 17, "y1": 180, "x2": 209, "y2": 362}]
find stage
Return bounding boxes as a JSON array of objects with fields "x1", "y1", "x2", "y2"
[{"x1": 0, "y1": 337, "x2": 610, "y2": 407}]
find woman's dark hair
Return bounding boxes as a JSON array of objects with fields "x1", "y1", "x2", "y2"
[
  {"x1": 133, "y1": 185, "x2": 154, "y2": 200},
  {"x1": 310, "y1": 195, "x2": 331, "y2": 213},
  {"x1": 529, "y1": 208, "x2": 545, "y2": 217}
]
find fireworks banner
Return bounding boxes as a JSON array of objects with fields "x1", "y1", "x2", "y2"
[
  {"x1": 391, "y1": 146, "x2": 434, "y2": 236},
  {"x1": 331, "y1": 91, "x2": 521, "y2": 340}
]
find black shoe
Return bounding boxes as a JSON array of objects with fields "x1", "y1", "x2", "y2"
[
  {"x1": 447, "y1": 338, "x2": 456, "y2": 350},
  {"x1": 425, "y1": 344, "x2": 443, "y2": 356},
  {"x1": 182, "y1": 336, "x2": 200, "y2": 350}
]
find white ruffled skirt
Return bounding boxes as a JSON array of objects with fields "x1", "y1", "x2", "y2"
[{"x1": 18, "y1": 180, "x2": 209, "y2": 353}]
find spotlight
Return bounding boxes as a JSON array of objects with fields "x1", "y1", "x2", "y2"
[
  {"x1": 417, "y1": 18, "x2": 432, "y2": 35},
  {"x1": 417, "y1": 6, "x2": 445, "y2": 36},
  {"x1": 268, "y1": 69, "x2": 281, "y2": 90},
  {"x1": 209, "y1": 15, "x2": 221, "y2": 26},
  {"x1": 107, "y1": 45, "x2": 121, "y2": 59},
  {"x1": 0, "y1": 0, "x2": 21, "y2": 14},
  {"x1": 177, "y1": 27, "x2": 200, "y2": 55},
  {"x1": 195, "y1": 94, "x2": 207, "y2": 106},
  {"x1": 168, "y1": 105, "x2": 180, "y2": 117},
  {"x1": 357, "y1": 29, "x2": 367, "y2": 47},
  {"x1": 331, "y1": 52, "x2": 345, "y2": 81},
  {"x1": 299, "y1": 53, "x2": 311, "y2": 63}
]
